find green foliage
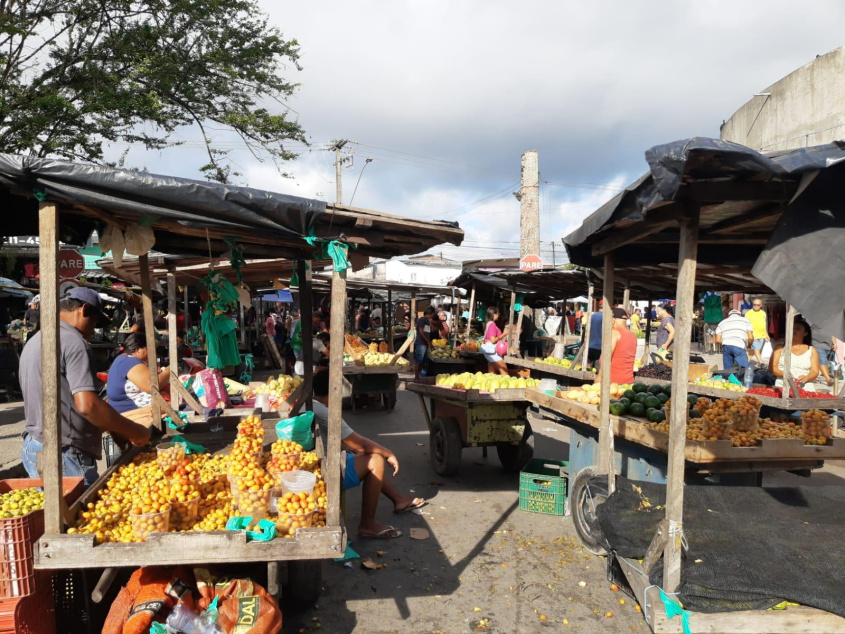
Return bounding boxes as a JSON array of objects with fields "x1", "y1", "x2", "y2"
[{"x1": 0, "y1": 0, "x2": 306, "y2": 182}]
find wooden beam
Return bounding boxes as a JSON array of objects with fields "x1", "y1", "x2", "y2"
[
  {"x1": 167, "y1": 272, "x2": 179, "y2": 414},
  {"x1": 387, "y1": 289, "x2": 394, "y2": 353},
  {"x1": 597, "y1": 254, "x2": 615, "y2": 491},
  {"x1": 688, "y1": 179, "x2": 797, "y2": 203},
  {"x1": 466, "y1": 284, "x2": 476, "y2": 342},
  {"x1": 326, "y1": 269, "x2": 346, "y2": 528},
  {"x1": 663, "y1": 203, "x2": 700, "y2": 593},
  {"x1": 507, "y1": 290, "x2": 516, "y2": 355},
  {"x1": 705, "y1": 206, "x2": 784, "y2": 236},
  {"x1": 592, "y1": 217, "x2": 678, "y2": 257},
  {"x1": 581, "y1": 282, "x2": 594, "y2": 370},
  {"x1": 514, "y1": 305, "x2": 525, "y2": 358},
  {"x1": 299, "y1": 260, "x2": 314, "y2": 411},
  {"x1": 139, "y1": 254, "x2": 162, "y2": 431},
  {"x1": 782, "y1": 304, "x2": 797, "y2": 404},
  {"x1": 39, "y1": 202, "x2": 65, "y2": 535}
]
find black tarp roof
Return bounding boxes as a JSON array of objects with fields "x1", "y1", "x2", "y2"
[
  {"x1": 0, "y1": 154, "x2": 464, "y2": 260},
  {"x1": 563, "y1": 137, "x2": 845, "y2": 339}
]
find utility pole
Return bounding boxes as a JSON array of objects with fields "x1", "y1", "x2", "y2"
[
  {"x1": 520, "y1": 150, "x2": 540, "y2": 259},
  {"x1": 552, "y1": 241, "x2": 556, "y2": 267},
  {"x1": 331, "y1": 139, "x2": 349, "y2": 204}
]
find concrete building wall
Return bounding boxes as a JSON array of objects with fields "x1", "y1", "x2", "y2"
[
  {"x1": 384, "y1": 260, "x2": 461, "y2": 286},
  {"x1": 720, "y1": 46, "x2": 845, "y2": 152}
]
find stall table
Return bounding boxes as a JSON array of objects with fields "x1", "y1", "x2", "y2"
[
  {"x1": 506, "y1": 356, "x2": 596, "y2": 383},
  {"x1": 342, "y1": 363, "x2": 411, "y2": 411},
  {"x1": 407, "y1": 381, "x2": 534, "y2": 475}
]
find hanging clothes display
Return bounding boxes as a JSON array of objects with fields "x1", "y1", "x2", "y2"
[
  {"x1": 701, "y1": 291, "x2": 723, "y2": 323},
  {"x1": 200, "y1": 271, "x2": 242, "y2": 369}
]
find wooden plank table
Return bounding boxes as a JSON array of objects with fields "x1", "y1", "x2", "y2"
[
  {"x1": 36, "y1": 421, "x2": 346, "y2": 569},
  {"x1": 528, "y1": 388, "x2": 845, "y2": 465},
  {"x1": 617, "y1": 555, "x2": 845, "y2": 633},
  {"x1": 634, "y1": 376, "x2": 845, "y2": 411},
  {"x1": 406, "y1": 381, "x2": 529, "y2": 404},
  {"x1": 506, "y1": 356, "x2": 596, "y2": 382}
]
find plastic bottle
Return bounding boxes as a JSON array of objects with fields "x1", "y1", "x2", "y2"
[{"x1": 743, "y1": 365, "x2": 754, "y2": 389}]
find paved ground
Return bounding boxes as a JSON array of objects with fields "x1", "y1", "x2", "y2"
[{"x1": 281, "y1": 391, "x2": 647, "y2": 633}]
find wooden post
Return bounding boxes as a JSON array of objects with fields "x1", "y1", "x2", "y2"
[
  {"x1": 39, "y1": 202, "x2": 64, "y2": 535},
  {"x1": 507, "y1": 290, "x2": 516, "y2": 354},
  {"x1": 641, "y1": 298, "x2": 653, "y2": 366},
  {"x1": 184, "y1": 286, "x2": 190, "y2": 330},
  {"x1": 597, "y1": 254, "x2": 615, "y2": 489},
  {"x1": 581, "y1": 282, "x2": 594, "y2": 370},
  {"x1": 387, "y1": 289, "x2": 394, "y2": 353},
  {"x1": 622, "y1": 282, "x2": 630, "y2": 314},
  {"x1": 663, "y1": 205, "x2": 700, "y2": 593},
  {"x1": 139, "y1": 254, "x2": 162, "y2": 429},
  {"x1": 466, "y1": 284, "x2": 476, "y2": 341},
  {"x1": 239, "y1": 303, "x2": 246, "y2": 346},
  {"x1": 167, "y1": 272, "x2": 179, "y2": 410},
  {"x1": 455, "y1": 292, "x2": 462, "y2": 345},
  {"x1": 782, "y1": 304, "x2": 797, "y2": 402},
  {"x1": 450, "y1": 288, "x2": 458, "y2": 348},
  {"x1": 326, "y1": 268, "x2": 347, "y2": 528},
  {"x1": 299, "y1": 260, "x2": 314, "y2": 410},
  {"x1": 410, "y1": 292, "x2": 417, "y2": 334}
]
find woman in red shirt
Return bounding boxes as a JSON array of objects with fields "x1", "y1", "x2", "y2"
[{"x1": 595, "y1": 307, "x2": 637, "y2": 385}]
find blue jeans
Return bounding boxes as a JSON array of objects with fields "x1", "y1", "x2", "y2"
[
  {"x1": 21, "y1": 434, "x2": 99, "y2": 487},
  {"x1": 722, "y1": 345, "x2": 749, "y2": 371},
  {"x1": 815, "y1": 346, "x2": 830, "y2": 367}
]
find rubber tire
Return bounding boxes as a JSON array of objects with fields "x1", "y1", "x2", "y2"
[
  {"x1": 287, "y1": 559, "x2": 323, "y2": 604},
  {"x1": 570, "y1": 466, "x2": 611, "y2": 556},
  {"x1": 430, "y1": 416, "x2": 462, "y2": 476},
  {"x1": 382, "y1": 390, "x2": 397, "y2": 410},
  {"x1": 496, "y1": 422, "x2": 534, "y2": 472}
]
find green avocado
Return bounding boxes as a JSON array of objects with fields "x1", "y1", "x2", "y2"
[
  {"x1": 628, "y1": 402, "x2": 646, "y2": 417},
  {"x1": 610, "y1": 401, "x2": 627, "y2": 416},
  {"x1": 656, "y1": 393, "x2": 670, "y2": 405},
  {"x1": 622, "y1": 389, "x2": 638, "y2": 401},
  {"x1": 647, "y1": 384, "x2": 664, "y2": 395},
  {"x1": 632, "y1": 383, "x2": 649, "y2": 394},
  {"x1": 635, "y1": 392, "x2": 651, "y2": 405},
  {"x1": 645, "y1": 395, "x2": 662, "y2": 409},
  {"x1": 687, "y1": 394, "x2": 699, "y2": 407},
  {"x1": 619, "y1": 397, "x2": 631, "y2": 409},
  {"x1": 647, "y1": 408, "x2": 666, "y2": 423}
]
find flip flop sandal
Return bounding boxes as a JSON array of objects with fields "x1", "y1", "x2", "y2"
[
  {"x1": 358, "y1": 526, "x2": 402, "y2": 539},
  {"x1": 393, "y1": 498, "x2": 426, "y2": 514}
]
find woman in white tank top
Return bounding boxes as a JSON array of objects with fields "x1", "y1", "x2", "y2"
[{"x1": 770, "y1": 318, "x2": 820, "y2": 392}]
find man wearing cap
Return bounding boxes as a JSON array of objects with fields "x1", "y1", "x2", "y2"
[
  {"x1": 19, "y1": 288, "x2": 152, "y2": 486},
  {"x1": 715, "y1": 309, "x2": 755, "y2": 371},
  {"x1": 594, "y1": 307, "x2": 637, "y2": 385}
]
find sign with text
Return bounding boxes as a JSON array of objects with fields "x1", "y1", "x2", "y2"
[
  {"x1": 519, "y1": 254, "x2": 544, "y2": 272},
  {"x1": 59, "y1": 249, "x2": 85, "y2": 279}
]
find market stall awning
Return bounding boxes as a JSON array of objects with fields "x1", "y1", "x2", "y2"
[
  {"x1": 261, "y1": 290, "x2": 293, "y2": 303},
  {"x1": 0, "y1": 154, "x2": 464, "y2": 260},
  {"x1": 563, "y1": 137, "x2": 845, "y2": 336}
]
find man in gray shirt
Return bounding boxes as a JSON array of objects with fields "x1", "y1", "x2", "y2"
[
  {"x1": 310, "y1": 370, "x2": 424, "y2": 539},
  {"x1": 20, "y1": 288, "x2": 151, "y2": 486}
]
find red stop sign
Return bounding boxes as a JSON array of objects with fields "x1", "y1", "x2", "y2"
[
  {"x1": 58, "y1": 249, "x2": 85, "y2": 279},
  {"x1": 519, "y1": 254, "x2": 544, "y2": 272}
]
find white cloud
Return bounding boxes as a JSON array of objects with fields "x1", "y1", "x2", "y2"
[{"x1": 106, "y1": 1, "x2": 845, "y2": 264}]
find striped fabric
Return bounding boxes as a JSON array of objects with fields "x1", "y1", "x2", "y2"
[{"x1": 716, "y1": 314, "x2": 753, "y2": 348}]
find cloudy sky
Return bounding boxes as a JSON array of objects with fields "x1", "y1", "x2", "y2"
[{"x1": 112, "y1": 1, "x2": 845, "y2": 263}]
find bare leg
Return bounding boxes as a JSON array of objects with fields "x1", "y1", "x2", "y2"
[
  {"x1": 355, "y1": 453, "x2": 394, "y2": 535},
  {"x1": 380, "y1": 477, "x2": 418, "y2": 512},
  {"x1": 493, "y1": 359, "x2": 509, "y2": 375}
]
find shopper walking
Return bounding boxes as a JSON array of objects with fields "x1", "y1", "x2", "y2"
[
  {"x1": 744, "y1": 298, "x2": 769, "y2": 366},
  {"x1": 715, "y1": 309, "x2": 754, "y2": 371}
]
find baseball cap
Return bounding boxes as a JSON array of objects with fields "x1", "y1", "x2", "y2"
[
  {"x1": 612, "y1": 307, "x2": 629, "y2": 319},
  {"x1": 65, "y1": 287, "x2": 111, "y2": 326}
]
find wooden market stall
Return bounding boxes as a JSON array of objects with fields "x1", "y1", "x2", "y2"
[
  {"x1": 551, "y1": 137, "x2": 845, "y2": 632},
  {"x1": 0, "y1": 154, "x2": 463, "y2": 614}
]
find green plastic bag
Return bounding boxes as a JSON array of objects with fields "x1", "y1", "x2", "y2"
[{"x1": 275, "y1": 411, "x2": 315, "y2": 451}]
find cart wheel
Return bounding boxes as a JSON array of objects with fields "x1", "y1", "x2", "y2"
[
  {"x1": 570, "y1": 467, "x2": 611, "y2": 556},
  {"x1": 382, "y1": 390, "x2": 397, "y2": 410},
  {"x1": 496, "y1": 422, "x2": 534, "y2": 472},
  {"x1": 287, "y1": 560, "x2": 323, "y2": 604},
  {"x1": 430, "y1": 417, "x2": 462, "y2": 476}
]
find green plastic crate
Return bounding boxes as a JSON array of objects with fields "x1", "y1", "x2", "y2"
[{"x1": 519, "y1": 458, "x2": 568, "y2": 516}]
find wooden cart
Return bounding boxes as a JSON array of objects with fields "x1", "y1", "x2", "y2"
[
  {"x1": 406, "y1": 381, "x2": 534, "y2": 475},
  {"x1": 505, "y1": 355, "x2": 596, "y2": 384},
  {"x1": 341, "y1": 364, "x2": 411, "y2": 411}
]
